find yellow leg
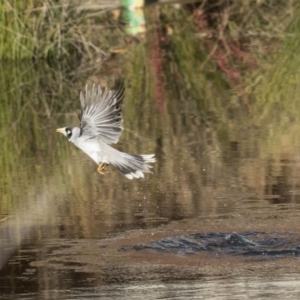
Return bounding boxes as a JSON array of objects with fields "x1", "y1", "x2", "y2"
[{"x1": 97, "y1": 163, "x2": 107, "y2": 175}]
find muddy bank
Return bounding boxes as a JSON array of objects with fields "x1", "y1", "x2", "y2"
[{"x1": 29, "y1": 208, "x2": 300, "y2": 284}]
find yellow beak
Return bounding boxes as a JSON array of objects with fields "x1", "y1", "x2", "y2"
[{"x1": 56, "y1": 128, "x2": 64, "y2": 134}]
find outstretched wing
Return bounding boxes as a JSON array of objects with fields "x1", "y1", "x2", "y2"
[{"x1": 78, "y1": 81, "x2": 124, "y2": 145}]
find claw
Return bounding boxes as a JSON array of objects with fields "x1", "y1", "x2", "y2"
[{"x1": 97, "y1": 163, "x2": 107, "y2": 175}]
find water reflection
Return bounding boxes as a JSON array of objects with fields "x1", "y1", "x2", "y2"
[
  {"x1": 1, "y1": 51, "x2": 300, "y2": 296},
  {"x1": 52, "y1": 278, "x2": 300, "y2": 299}
]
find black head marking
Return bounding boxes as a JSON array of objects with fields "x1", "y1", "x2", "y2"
[{"x1": 65, "y1": 127, "x2": 73, "y2": 139}]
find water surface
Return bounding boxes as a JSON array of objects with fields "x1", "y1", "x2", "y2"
[{"x1": 1, "y1": 46, "x2": 300, "y2": 298}]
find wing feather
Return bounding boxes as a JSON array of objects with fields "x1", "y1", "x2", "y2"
[{"x1": 78, "y1": 81, "x2": 124, "y2": 144}]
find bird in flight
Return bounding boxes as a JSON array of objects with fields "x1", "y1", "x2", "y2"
[{"x1": 56, "y1": 81, "x2": 155, "y2": 179}]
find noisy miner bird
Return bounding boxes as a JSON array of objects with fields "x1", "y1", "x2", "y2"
[{"x1": 56, "y1": 81, "x2": 155, "y2": 179}]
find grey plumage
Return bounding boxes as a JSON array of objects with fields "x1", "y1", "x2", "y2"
[
  {"x1": 56, "y1": 81, "x2": 155, "y2": 179},
  {"x1": 79, "y1": 82, "x2": 124, "y2": 145}
]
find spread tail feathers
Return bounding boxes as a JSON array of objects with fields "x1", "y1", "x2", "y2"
[{"x1": 112, "y1": 152, "x2": 155, "y2": 179}]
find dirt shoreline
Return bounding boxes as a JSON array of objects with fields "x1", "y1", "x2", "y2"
[{"x1": 31, "y1": 209, "x2": 300, "y2": 283}]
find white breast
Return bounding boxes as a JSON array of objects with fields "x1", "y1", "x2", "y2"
[{"x1": 73, "y1": 136, "x2": 104, "y2": 164}]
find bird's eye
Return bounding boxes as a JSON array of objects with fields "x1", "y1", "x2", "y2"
[{"x1": 66, "y1": 129, "x2": 72, "y2": 139}]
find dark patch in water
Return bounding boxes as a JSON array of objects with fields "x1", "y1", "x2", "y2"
[{"x1": 120, "y1": 232, "x2": 300, "y2": 258}]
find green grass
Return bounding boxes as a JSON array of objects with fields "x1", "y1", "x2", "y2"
[{"x1": 0, "y1": 0, "x2": 124, "y2": 64}]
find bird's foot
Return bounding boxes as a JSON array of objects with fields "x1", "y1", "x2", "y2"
[{"x1": 97, "y1": 163, "x2": 107, "y2": 175}]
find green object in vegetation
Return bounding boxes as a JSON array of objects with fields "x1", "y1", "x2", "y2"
[{"x1": 122, "y1": 0, "x2": 146, "y2": 35}]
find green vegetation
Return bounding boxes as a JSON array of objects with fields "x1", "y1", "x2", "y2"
[{"x1": 0, "y1": 0, "x2": 124, "y2": 66}]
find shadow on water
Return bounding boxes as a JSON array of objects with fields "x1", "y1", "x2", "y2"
[{"x1": 2, "y1": 4, "x2": 300, "y2": 299}]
